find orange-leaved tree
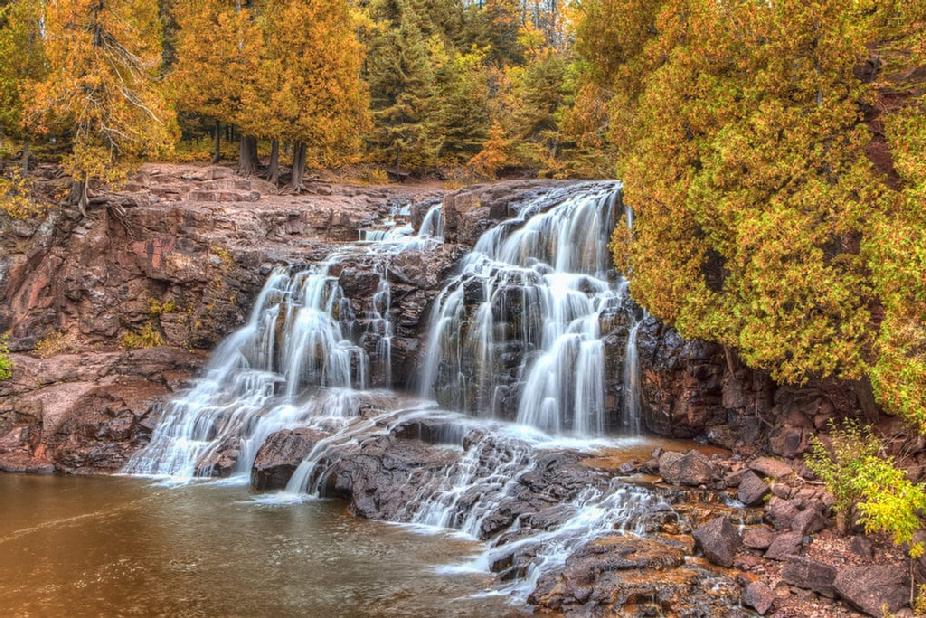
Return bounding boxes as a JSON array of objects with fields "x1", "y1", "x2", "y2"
[{"x1": 27, "y1": 0, "x2": 176, "y2": 213}]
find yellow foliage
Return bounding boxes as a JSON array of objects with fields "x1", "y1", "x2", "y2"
[{"x1": 121, "y1": 322, "x2": 164, "y2": 350}]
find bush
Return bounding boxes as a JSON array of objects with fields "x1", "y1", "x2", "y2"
[
  {"x1": 807, "y1": 420, "x2": 926, "y2": 556},
  {"x1": 120, "y1": 323, "x2": 164, "y2": 350},
  {"x1": 0, "y1": 170, "x2": 44, "y2": 220},
  {"x1": 0, "y1": 334, "x2": 12, "y2": 381}
]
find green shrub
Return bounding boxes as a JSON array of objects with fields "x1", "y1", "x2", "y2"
[
  {"x1": 0, "y1": 334, "x2": 12, "y2": 381},
  {"x1": 120, "y1": 322, "x2": 164, "y2": 350},
  {"x1": 807, "y1": 420, "x2": 926, "y2": 557}
]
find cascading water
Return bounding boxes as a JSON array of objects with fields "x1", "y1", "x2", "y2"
[
  {"x1": 126, "y1": 183, "x2": 669, "y2": 608},
  {"x1": 419, "y1": 183, "x2": 637, "y2": 435}
]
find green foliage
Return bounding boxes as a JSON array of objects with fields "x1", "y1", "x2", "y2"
[
  {"x1": 567, "y1": 0, "x2": 926, "y2": 427},
  {"x1": 121, "y1": 322, "x2": 164, "y2": 350},
  {"x1": 808, "y1": 420, "x2": 926, "y2": 556},
  {"x1": 0, "y1": 333, "x2": 12, "y2": 381}
]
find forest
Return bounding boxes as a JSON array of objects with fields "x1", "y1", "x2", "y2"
[{"x1": 1, "y1": 0, "x2": 926, "y2": 615}]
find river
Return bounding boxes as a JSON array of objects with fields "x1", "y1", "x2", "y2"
[{"x1": 0, "y1": 474, "x2": 521, "y2": 617}]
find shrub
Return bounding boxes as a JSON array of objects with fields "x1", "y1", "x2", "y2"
[
  {"x1": 34, "y1": 330, "x2": 71, "y2": 358},
  {"x1": 0, "y1": 170, "x2": 44, "y2": 220},
  {"x1": 0, "y1": 334, "x2": 12, "y2": 381},
  {"x1": 807, "y1": 420, "x2": 926, "y2": 557},
  {"x1": 120, "y1": 322, "x2": 164, "y2": 350}
]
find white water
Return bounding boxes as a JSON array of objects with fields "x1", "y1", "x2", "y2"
[
  {"x1": 126, "y1": 183, "x2": 660, "y2": 605},
  {"x1": 419, "y1": 183, "x2": 639, "y2": 435}
]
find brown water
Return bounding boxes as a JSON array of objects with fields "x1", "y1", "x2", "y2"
[{"x1": 0, "y1": 474, "x2": 521, "y2": 617}]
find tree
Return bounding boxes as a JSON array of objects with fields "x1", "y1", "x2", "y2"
[
  {"x1": 257, "y1": 0, "x2": 369, "y2": 190},
  {"x1": 364, "y1": 0, "x2": 440, "y2": 169},
  {"x1": 170, "y1": 0, "x2": 260, "y2": 172},
  {"x1": 0, "y1": 0, "x2": 46, "y2": 174},
  {"x1": 469, "y1": 120, "x2": 509, "y2": 178},
  {"x1": 27, "y1": 0, "x2": 177, "y2": 213}
]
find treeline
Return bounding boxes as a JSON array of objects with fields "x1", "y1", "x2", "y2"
[
  {"x1": 0, "y1": 0, "x2": 607, "y2": 206},
  {"x1": 585, "y1": 1, "x2": 925, "y2": 446}
]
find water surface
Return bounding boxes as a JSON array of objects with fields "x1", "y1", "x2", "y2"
[{"x1": 0, "y1": 474, "x2": 521, "y2": 617}]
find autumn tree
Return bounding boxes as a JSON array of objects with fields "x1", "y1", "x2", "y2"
[
  {"x1": 0, "y1": 0, "x2": 46, "y2": 174},
  {"x1": 257, "y1": 0, "x2": 368, "y2": 190},
  {"x1": 170, "y1": 0, "x2": 260, "y2": 172},
  {"x1": 27, "y1": 0, "x2": 176, "y2": 213}
]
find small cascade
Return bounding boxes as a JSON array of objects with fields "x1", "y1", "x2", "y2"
[
  {"x1": 419, "y1": 183, "x2": 635, "y2": 435},
  {"x1": 622, "y1": 320, "x2": 643, "y2": 434},
  {"x1": 369, "y1": 264, "x2": 394, "y2": 387},
  {"x1": 126, "y1": 259, "x2": 383, "y2": 479},
  {"x1": 417, "y1": 203, "x2": 444, "y2": 240}
]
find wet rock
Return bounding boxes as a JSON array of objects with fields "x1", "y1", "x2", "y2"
[
  {"x1": 742, "y1": 525, "x2": 775, "y2": 550},
  {"x1": 659, "y1": 450, "x2": 715, "y2": 486},
  {"x1": 743, "y1": 581, "x2": 775, "y2": 615},
  {"x1": 252, "y1": 428, "x2": 328, "y2": 490},
  {"x1": 693, "y1": 516, "x2": 741, "y2": 567},
  {"x1": 834, "y1": 565, "x2": 910, "y2": 616},
  {"x1": 764, "y1": 531, "x2": 803, "y2": 560},
  {"x1": 781, "y1": 557, "x2": 837, "y2": 598},
  {"x1": 737, "y1": 471, "x2": 770, "y2": 506}
]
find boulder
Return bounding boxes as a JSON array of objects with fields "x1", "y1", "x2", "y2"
[
  {"x1": 791, "y1": 506, "x2": 825, "y2": 535},
  {"x1": 742, "y1": 526, "x2": 775, "y2": 550},
  {"x1": 834, "y1": 566, "x2": 910, "y2": 617},
  {"x1": 693, "y1": 516, "x2": 741, "y2": 567},
  {"x1": 658, "y1": 450, "x2": 714, "y2": 486},
  {"x1": 252, "y1": 427, "x2": 328, "y2": 490},
  {"x1": 781, "y1": 557, "x2": 837, "y2": 598},
  {"x1": 742, "y1": 581, "x2": 775, "y2": 615},
  {"x1": 737, "y1": 471, "x2": 770, "y2": 506},
  {"x1": 749, "y1": 457, "x2": 793, "y2": 479},
  {"x1": 765, "y1": 497, "x2": 800, "y2": 530},
  {"x1": 764, "y1": 531, "x2": 803, "y2": 560}
]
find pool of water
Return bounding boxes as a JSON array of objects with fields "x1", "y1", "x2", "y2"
[{"x1": 0, "y1": 474, "x2": 523, "y2": 617}]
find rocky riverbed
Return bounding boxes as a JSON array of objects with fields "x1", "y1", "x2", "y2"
[{"x1": 0, "y1": 163, "x2": 917, "y2": 616}]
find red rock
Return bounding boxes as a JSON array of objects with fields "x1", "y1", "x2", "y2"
[
  {"x1": 693, "y1": 516, "x2": 741, "y2": 567},
  {"x1": 743, "y1": 581, "x2": 775, "y2": 615}
]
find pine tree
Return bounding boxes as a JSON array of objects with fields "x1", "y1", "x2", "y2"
[
  {"x1": 364, "y1": 0, "x2": 440, "y2": 169},
  {"x1": 27, "y1": 0, "x2": 176, "y2": 213},
  {"x1": 170, "y1": 0, "x2": 260, "y2": 173}
]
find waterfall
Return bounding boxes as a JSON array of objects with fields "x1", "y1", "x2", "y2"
[
  {"x1": 622, "y1": 320, "x2": 642, "y2": 434},
  {"x1": 418, "y1": 203, "x2": 444, "y2": 239},
  {"x1": 125, "y1": 257, "x2": 389, "y2": 479},
  {"x1": 419, "y1": 183, "x2": 631, "y2": 435}
]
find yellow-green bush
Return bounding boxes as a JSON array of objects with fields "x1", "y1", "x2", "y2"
[
  {"x1": 807, "y1": 420, "x2": 926, "y2": 556},
  {"x1": 121, "y1": 323, "x2": 164, "y2": 350},
  {"x1": 0, "y1": 334, "x2": 12, "y2": 381}
]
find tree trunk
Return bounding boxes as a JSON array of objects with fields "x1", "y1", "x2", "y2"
[
  {"x1": 853, "y1": 377, "x2": 880, "y2": 424},
  {"x1": 291, "y1": 141, "x2": 306, "y2": 192},
  {"x1": 212, "y1": 121, "x2": 221, "y2": 163},
  {"x1": 238, "y1": 134, "x2": 259, "y2": 176},
  {"x1": 69, "y1": 178, "x2": 88, "y2": 217},
  {"x1": 266, "y1": 140, "x2": 280, "y2": 183},
  {"x1": 20, "y1": 141, "x2": 30, "y2": 176}
]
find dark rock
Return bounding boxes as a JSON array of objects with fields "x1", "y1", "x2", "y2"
[
  {"x1": 737, "y1": 471, "x2": 770, "y2": 506},
  {"x1": 791, "y1": 506, "x2": 825, "y2": 536},
  {"x1": 834, "y1": 566, "x2": 910, "y2": 616},
  {"x1": 693, "y1": 516, "x2": 741, "y2": 567},
  {"x1": 743, "y1": 581, "x2": 775, "y2": 615},
  {"x1": 742, "y1": 526, "x2": 775, "y2": 550},
  {"x1": 765, "y1": 497, "x2": 800, "y2": 530},
  {"x1": 750, "y1": 457, "x2": 793, "y2": 479},
  {"x1": 252, "y1": 427, "x2": 328, "y2": 490},
  {"x1": 764, "y1": 531, "x2": 803, "y2": 560},
  {"x1": 659, "y1": 450, "x2": 715, "y2": 486},
  {"x1": 781, "y1": 557, "x2": 837, "y2": 598},
  {"x1": 849, "y1": 535, "x2": 875, "y2": 560}
]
